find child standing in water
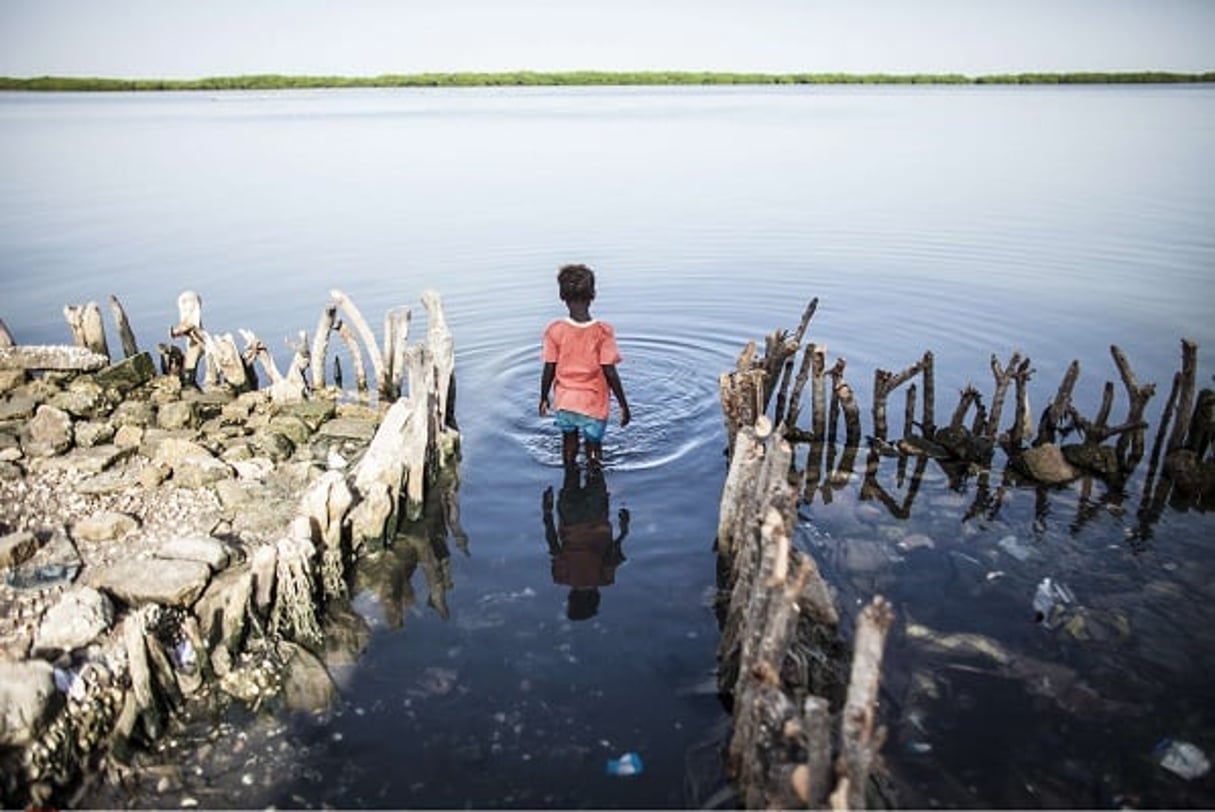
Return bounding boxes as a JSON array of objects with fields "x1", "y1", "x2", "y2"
[{"x1": 539, "y1": 264, "x2": 631, "y2": 467}]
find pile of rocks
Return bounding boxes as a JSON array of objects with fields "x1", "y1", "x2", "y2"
[{"x1": 0, "y1": 338, "x2": 452, "y2": 806}]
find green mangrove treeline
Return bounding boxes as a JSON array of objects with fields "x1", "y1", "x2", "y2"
[{"x1": 2, "y1": 70, "x2": 1214, "y2": 92}]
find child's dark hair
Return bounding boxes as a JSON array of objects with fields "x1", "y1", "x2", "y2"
[{"x1": 557, "y1": 264, "x2": 596, "y2": 303}]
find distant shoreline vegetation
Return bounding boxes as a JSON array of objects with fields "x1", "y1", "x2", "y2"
[{"x1": 2, "y1": 71, "x2": 1214, "y2": 92}]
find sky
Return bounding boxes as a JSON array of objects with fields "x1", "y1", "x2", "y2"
[{"x1": 1, "y1": 0, "x2": 1213, "y2": 79}]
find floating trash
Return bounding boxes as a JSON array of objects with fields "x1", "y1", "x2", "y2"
[
  {"x1": 997, "y1": 535, "x2": 1033, "y2": 562},
  {"x1": 1156, "y1": 739, "x2": 1210, "y2": 780},
  {"x1": 606, "y1": 751, "x2": 644, "y2": 777},
  {"x1": 1032, "y1": 577, "x2": 1074, "y2": 626}
]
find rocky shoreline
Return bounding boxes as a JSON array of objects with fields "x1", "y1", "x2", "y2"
[{"x1": 0, "y1": 293, "x2": 460, "y2": 807}]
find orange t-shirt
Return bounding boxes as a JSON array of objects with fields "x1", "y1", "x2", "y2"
[{"x1": 542, "y1": 318, "x2": 622, "y2": 420}]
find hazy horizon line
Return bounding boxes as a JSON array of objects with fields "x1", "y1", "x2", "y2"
[{"x1": 3, "y1": 68, "x2": 1214, "y2": 91}]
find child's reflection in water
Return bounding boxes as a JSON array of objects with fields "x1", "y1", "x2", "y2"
[{"x1": 543, "y1": 464, "x2": 629, "y2": 621}]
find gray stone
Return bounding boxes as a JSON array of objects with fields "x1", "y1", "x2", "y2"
[
  {"x1": 73, "y1": 420, "x2": 116, "y2": 448},
  {"x1": 138, "y1": 462, "x2": 171, "y2": 488},
  {"x1": 214, "y1": 479, "x2": 255, "y2": 509},
  {"x1": 158, "y1": 400, "x2": 200, "y2": 430},
  {"x1": 1022, "y1": 443, "x2": 1078, "y2": 485},
  {"x1": 0, "y1": 659, "x2": 57, "y2": 746},
  {"x1": 220, "y1": 442, "x2": 255, "y2": 464},
  {"x1": 182, "y1": 389, "x2": 234, "y2": 420},
  {"x1": 841, "y1": 539, "x2": 893, "y2": 574},
  {"x1": 0, "y1": 531, "x2": 40, "y2": 570},
  {"x1": 194, "y1": 564, "x2": 252, "y2": 654},
  {"x1": 281, "y1": 641, "x2": 337, "y2": 713},
  {"x1": 250, "y1": 430, "x2": 295, "y2": 462},
  {"x1": 173, "y1": 454, "x2": 234, "y2": 488},
  {"x1": 280, "y1": 399, "x2": 337, "y2": 432},
  {"x1": 0, "y1": 430, "x2": 19, "y2": 455},
  {"x1": 34, "y1": 586, "x2": 114, "y2": 652},
  {"x1": 268, "y1": 414, "x2": 311, "y2": 446},
  {"x1": 153, "y1": 436, "x2": 214, "y2": 467},
  {"x1": 0, "y1": 394, "x2": 36, "y2": 421},
  {"x1": 0, "y1": 461, "x2": 22, "y2": 480},
  {"x1": 21, "y1": 404, "x2": 73, "y2": 458},
  {"x1": 91, "y1": 557, "x2": 211, "y2": 607},
  {"x1": 72, "y1": 510, "x2": 139, "y2": 542},
  {"x1": 31, "y1": 443, "x2": 135, "y2": 475},
  {"x1": 230, "y1": 456, "x2": 274, "y2": 480},
  {"x1": 220, "y1": 398, "x2": 255, "y2": 424},
  {"x1": 0, "y1": 368, "x2": 26, "y2": 393},
  {"x1": 93, "y1": 351, "x2": 155, "y2": 393},
  {"x1": 3, "y1": 532, "x2": 81, "y2": 590},
  {"x1": 317, "y1": 417, "x2": 378, "y2": 442},
  {"x1": 0, "y1": 345, "x2": 108, "y2": 372},
  {"x1": 111, "y1": 399, "x2": 156, "y2": 428},
  {"x1": 147, "y1": 374, "x2": 185, "y2": 404},
  {"x1": 112, "y1": 423, "x2": 144, "y2": 448},
  {"x1": 76, "y1": 468, "x2": 143, "y2": 496},
  {"x1": 158, "y1": 536, "x2": 231, "y2": 571},
  {"x1": 49, "y1": 386, "x2": 103, "y2": 418}
]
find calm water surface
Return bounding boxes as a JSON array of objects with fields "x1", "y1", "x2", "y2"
[{"x1": 1, "y1": 85, "x2": 1214, "y2": 808}]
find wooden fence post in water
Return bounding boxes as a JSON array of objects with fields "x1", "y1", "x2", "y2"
[
  {"x1": 310, "y1": 301, "x2": 338, "y2": 390},
  {"x1": 1111, "y1": 344, "x2": 1156, "y2": 468},
  {"x1": 384, "y1": 305, "x2": 412, "y2": 402},
  {"x1": 330, "y1": 288, "x2": 389, "y2": 398},
  {"x1": 108, "y1": 295, "x2": 140, "y2": 359},
  {"x1": 170, "y1": 290, "x2": 207, "y2": 386},
  {"x1": 64, "y1": 301, "x2": 111, "y2": 360},
  {"x1": 985, "y1": 351, "x2": 1023, "y2": 439}
]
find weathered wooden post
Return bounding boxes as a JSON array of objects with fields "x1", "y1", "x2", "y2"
[{"x1": 64, "y1": 301, "x2": 110, "y2": 360}]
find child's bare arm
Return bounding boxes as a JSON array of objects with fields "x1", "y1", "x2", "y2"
[
  {"x1": 602, "y1": 364, "x2": 631, "y2": 426},
  {"x1": 539, "y1": 361, "x2": 556, "y2": 415}
]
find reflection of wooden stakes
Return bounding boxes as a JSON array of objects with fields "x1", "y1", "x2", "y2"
[
  {"x1": 872, "y1": 350, "x2": 934, "y2": 442},
  {"x1": 860, "y1": 447, "x2": 929, "y2": 520}
]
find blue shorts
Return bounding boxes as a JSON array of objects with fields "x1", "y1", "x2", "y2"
[{"x1": 554, "y1": 410, "x2": 607, "y2": 442}]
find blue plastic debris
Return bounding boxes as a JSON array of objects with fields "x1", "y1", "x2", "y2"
[{"x1": 606, "y1": 752, "x2": 644, "y2": 777}]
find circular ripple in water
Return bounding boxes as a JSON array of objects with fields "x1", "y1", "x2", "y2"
[{"x1": 489, "y1": 333, "x2": 732, "y2": 471}]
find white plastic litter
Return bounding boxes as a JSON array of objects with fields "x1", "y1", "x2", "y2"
[
  {"x1": 1032, "y1": 577, "x2": 1074, "y2": 625},
  {"x1": 1158, "y1": 739, "x2": 1210, "y2": 780}
]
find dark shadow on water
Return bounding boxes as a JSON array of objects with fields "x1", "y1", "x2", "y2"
[{"x1": 543, "y1": 464, "x2": 630, "y2": 623}]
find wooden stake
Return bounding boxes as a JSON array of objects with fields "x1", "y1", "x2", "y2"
[
  {"x1": 310, "y1": 302, "x2": 337, "y2": 390},
  {"x1": 108, "y1": 295, "x2": 140, "y2": 358},
  {"x1": 1167, "y1": 339, "x2": 1198, "y2": 455},
  {"x1": 64, "y1": 302, "x2": 110, "y2": 360},
  {"x1": 330, "y1": 289, "x2": 388, "y2": 397},
  {"x1": 837, "y1": 596, "x2": 894, "y2": 811},
  {"x1": 336, "y1": 321, "x2": 369, "y2": 394}
]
